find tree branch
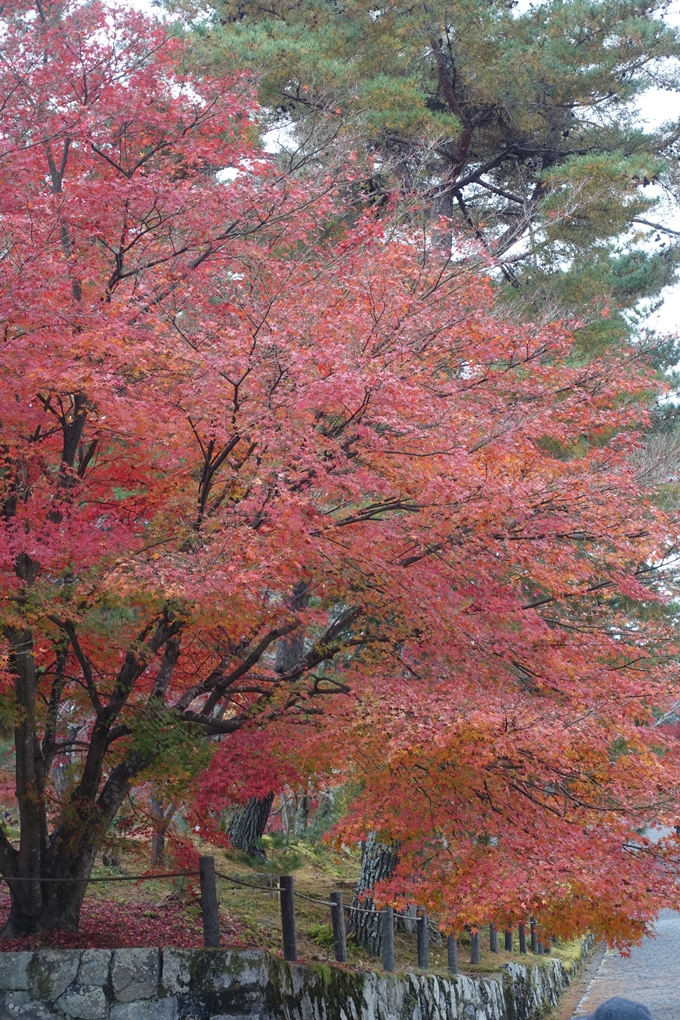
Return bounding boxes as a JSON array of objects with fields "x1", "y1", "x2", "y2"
[
  {"x1": 200, "y1": 621, "x2": 300, "y2": 716},
  {"x1": 42, "y1": 639, "x2": 70, "y2": 774},
  {"x1": 57, "y1": 621, "x2": 101, "y2": 714},
  {"x1": 429, "y1": 35, "x2": 472, "y2": 177},
  {"x1": 633, "y1": 217, "x2": 680, "y2": 237},
  {"x1": 149, "y1": 635, "x2": 181, "y2": 703},
  {"x1": 71, "y1": 611, "x2": 181, "y2": 806}
]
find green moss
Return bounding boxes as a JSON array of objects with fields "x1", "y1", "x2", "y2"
[
  {"x1": 263, "y1": 954, "x2": 369, "y2": 1020},
  {"x1": 308, "y1": 961, "x2": 333, "y2": 983}
]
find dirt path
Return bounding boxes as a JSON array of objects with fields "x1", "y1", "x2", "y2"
[{"x1": 549, "y1": 944, "x2": 607, "y2": 1020}]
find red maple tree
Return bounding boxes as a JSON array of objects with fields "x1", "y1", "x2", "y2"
[{"x1": 1, "y1": 0, "x2": 679, "y2": 946}]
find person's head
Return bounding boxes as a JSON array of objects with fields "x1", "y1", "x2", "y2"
[{"x1": 582, "y1": 998, "x2": 654, "y2": 1020}]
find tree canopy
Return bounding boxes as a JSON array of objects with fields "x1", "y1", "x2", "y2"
[{"x1": 1, "y1": 0, "x2": 680, "y2": 948}]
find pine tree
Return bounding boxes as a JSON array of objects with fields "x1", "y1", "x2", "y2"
[{"x1": 178, "y1": 0, "x2": 680, "y2": 348}]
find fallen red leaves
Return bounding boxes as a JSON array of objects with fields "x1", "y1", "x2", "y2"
[{"x1": 0, "y1": 888, "x2": 247, "y2": 950}]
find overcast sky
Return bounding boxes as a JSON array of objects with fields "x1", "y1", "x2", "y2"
[{"x1": 634, "y1": 78, "x2": 680, "y2": 334}]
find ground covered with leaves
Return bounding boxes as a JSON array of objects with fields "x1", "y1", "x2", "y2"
[{"x1": 0, "y1": 889, "x2": 206, "y2": 951}]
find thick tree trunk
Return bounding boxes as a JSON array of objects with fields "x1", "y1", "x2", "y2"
[
  {"x1": 0, "y1": 611, "x2": 183, "y2": 937},
  {"x1": 3, "y1": 626, "x2": 45, "y2": 934},
  {"x1": 347, "y1": 834, "x2": 399, "y2": 954},
  {"x1": 0, "y1": 629, "x2": 166, "y2": 935},
  {"x1": 0, "y1": 798, "x2": 129, "y2": 936},
  {"x1": 2, "y1": 867, "x2": 84, "y2": 936},
  {"x1": 2, "y1": 758, "x2": 149, "y2": 936},
  {"x1": 1, "y1": 747, "x2": 145, "y2": 936},
  {"x1": 227, "y1": 793, "x2": 274, "y2": 858}
]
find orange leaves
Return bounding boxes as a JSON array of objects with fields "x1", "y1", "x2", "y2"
[
  {"x1": 0, "y1": 0, "x2": 679, "y2": 946},
  {"x1": 325, "y1": 687, "x2": 680, "y2": 944}
]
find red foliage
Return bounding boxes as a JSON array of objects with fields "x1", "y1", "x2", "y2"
[{"x1": 0, "y1": 0, "x2": 679, "y2": 948}]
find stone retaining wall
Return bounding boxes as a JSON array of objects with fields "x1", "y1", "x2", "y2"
[{"x1": 0, "y1": 943, "x2": 590, "y2": 1020}]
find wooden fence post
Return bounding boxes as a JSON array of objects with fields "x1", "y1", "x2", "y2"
[
  {"x1": 280, "y1": 875, "x2": 297, "y2": 961},
  {"x1": 530, "y1": 919, "x2": 538, "y2": 954},
  {"x1": 518, "y1": 923, "x2": 527, "y2": 954},
  {"x1": 447, "y1": 934, "x2": 458, "y2": 974},
  {"x1": 417, "y1": 907, "x2": 429, "y2": 969},
  {"x1": 489, "y1": 923, "x2": 498, "y2": 953},
  {"x1": 198, "y1": 855, "x2": 220, "y2": 948},
  {"x1": 470, "y1": 928, "x2": 480, "y2": 964},
  {"x1": 329, "y1": 891, "x2": 347, "y2": 963},
  {"x1": 537, "y1": 940, "x2": 544, "y2": 955},
  {"x1": 504, "y1": 928, "x2": 512, "y2": 952},
  {"x1": 382, "y1": 907, "x2": 395, "y2": 972}
]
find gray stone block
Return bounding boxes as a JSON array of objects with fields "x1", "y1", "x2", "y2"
[
  {"x1": 0, "y1": 955, "x2": 33, "y2": 992},
  {"x1": 77, "y1": 953, "x2": 111, "y2": 989},
  {"x1": 161, "y1": 950, "x2": 264, "y2": 998},
  {"x1": 0, "y1": 994, "x2": 58, "y2": 1020},
  {"x1": 111, "y1": 952, "x2": 159, "y2": 1003},
  {"x1": 158, "y1": 953, "x2": 191, "y2": 996},
  {"x1": 110, "y1": 999, "x2": 175, "y2": 1020},
  {"x1": 55, "y1": 987, "x2": 107, "y2": 1020},
  {"x1": 0, "y1": 992, "x2": 30, "y2": 1009},
  {"x1": 28, "y1": 952, "x2": 81, "y2": 1002}
]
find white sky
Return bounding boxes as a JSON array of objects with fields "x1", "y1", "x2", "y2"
[{"x1": 633, "y1": 82, "x2": 680, "y2": 335}]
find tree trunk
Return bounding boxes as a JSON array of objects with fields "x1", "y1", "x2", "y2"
[
  {"x1": 1, "y1": 625, "x2": 173, "y2": 936},
  {"x1": 264, "y1": 582, "x2": 310, "y2": 846},
  {"x1": 2, "y1": 626, "x2": 47, "y2": 934},
  {"x1": 227, "y1": 793, "x2": 275, "y2": 858},
  {"x1": 0, "y1": 783, "x2": 132, "y2": 936},
  {"x1": 275, "y1": 581, "x2": 309, "y2": 674},
  {"x1": 293, "y1": 792, "x2": 309, "y2": 837},
  {"x1": 151, "y1": 800, "x2": 165, "y2": 867},
  {"x1": 347, "y1": 834, "x2": 399, "y2": 954},
  {"x1": 313, "y1": 788, "x2": 335, "y2": 835},
  {"x1": 280, "y1": 790, "x2": 293, "y2": 836},
  {"x1": 150, "y1": 792, "x2": 177, "y2": 867},
  {"x1": 2, "y1": 880, "x2": 87, "y2": 936}
]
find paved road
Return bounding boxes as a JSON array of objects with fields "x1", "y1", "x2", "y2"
[{"x1": 573, "y1": 910, "x2": 680, "y2": 1019}]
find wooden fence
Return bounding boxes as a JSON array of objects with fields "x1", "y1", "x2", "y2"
[
  {"x1": 0, "y1": 855, "x2": 552, "y2": 973},
  {"x1": 197, "y1": 856, "x2": 554, "y2": 973}
]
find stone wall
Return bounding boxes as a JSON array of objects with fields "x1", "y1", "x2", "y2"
[{"x1": 0, "y1": 943, "x2": 590, "y2": 1020}]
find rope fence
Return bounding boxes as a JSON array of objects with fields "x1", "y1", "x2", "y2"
[
  {"x1": 215, "y1": 871, "x2": 282, "y2": 894},
  {"x1": 0, "y1": 857, "x2": 551, "y2": 973},
  {"x1": 0, "y1": 871, "x2": 199, "y2": 883}
]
